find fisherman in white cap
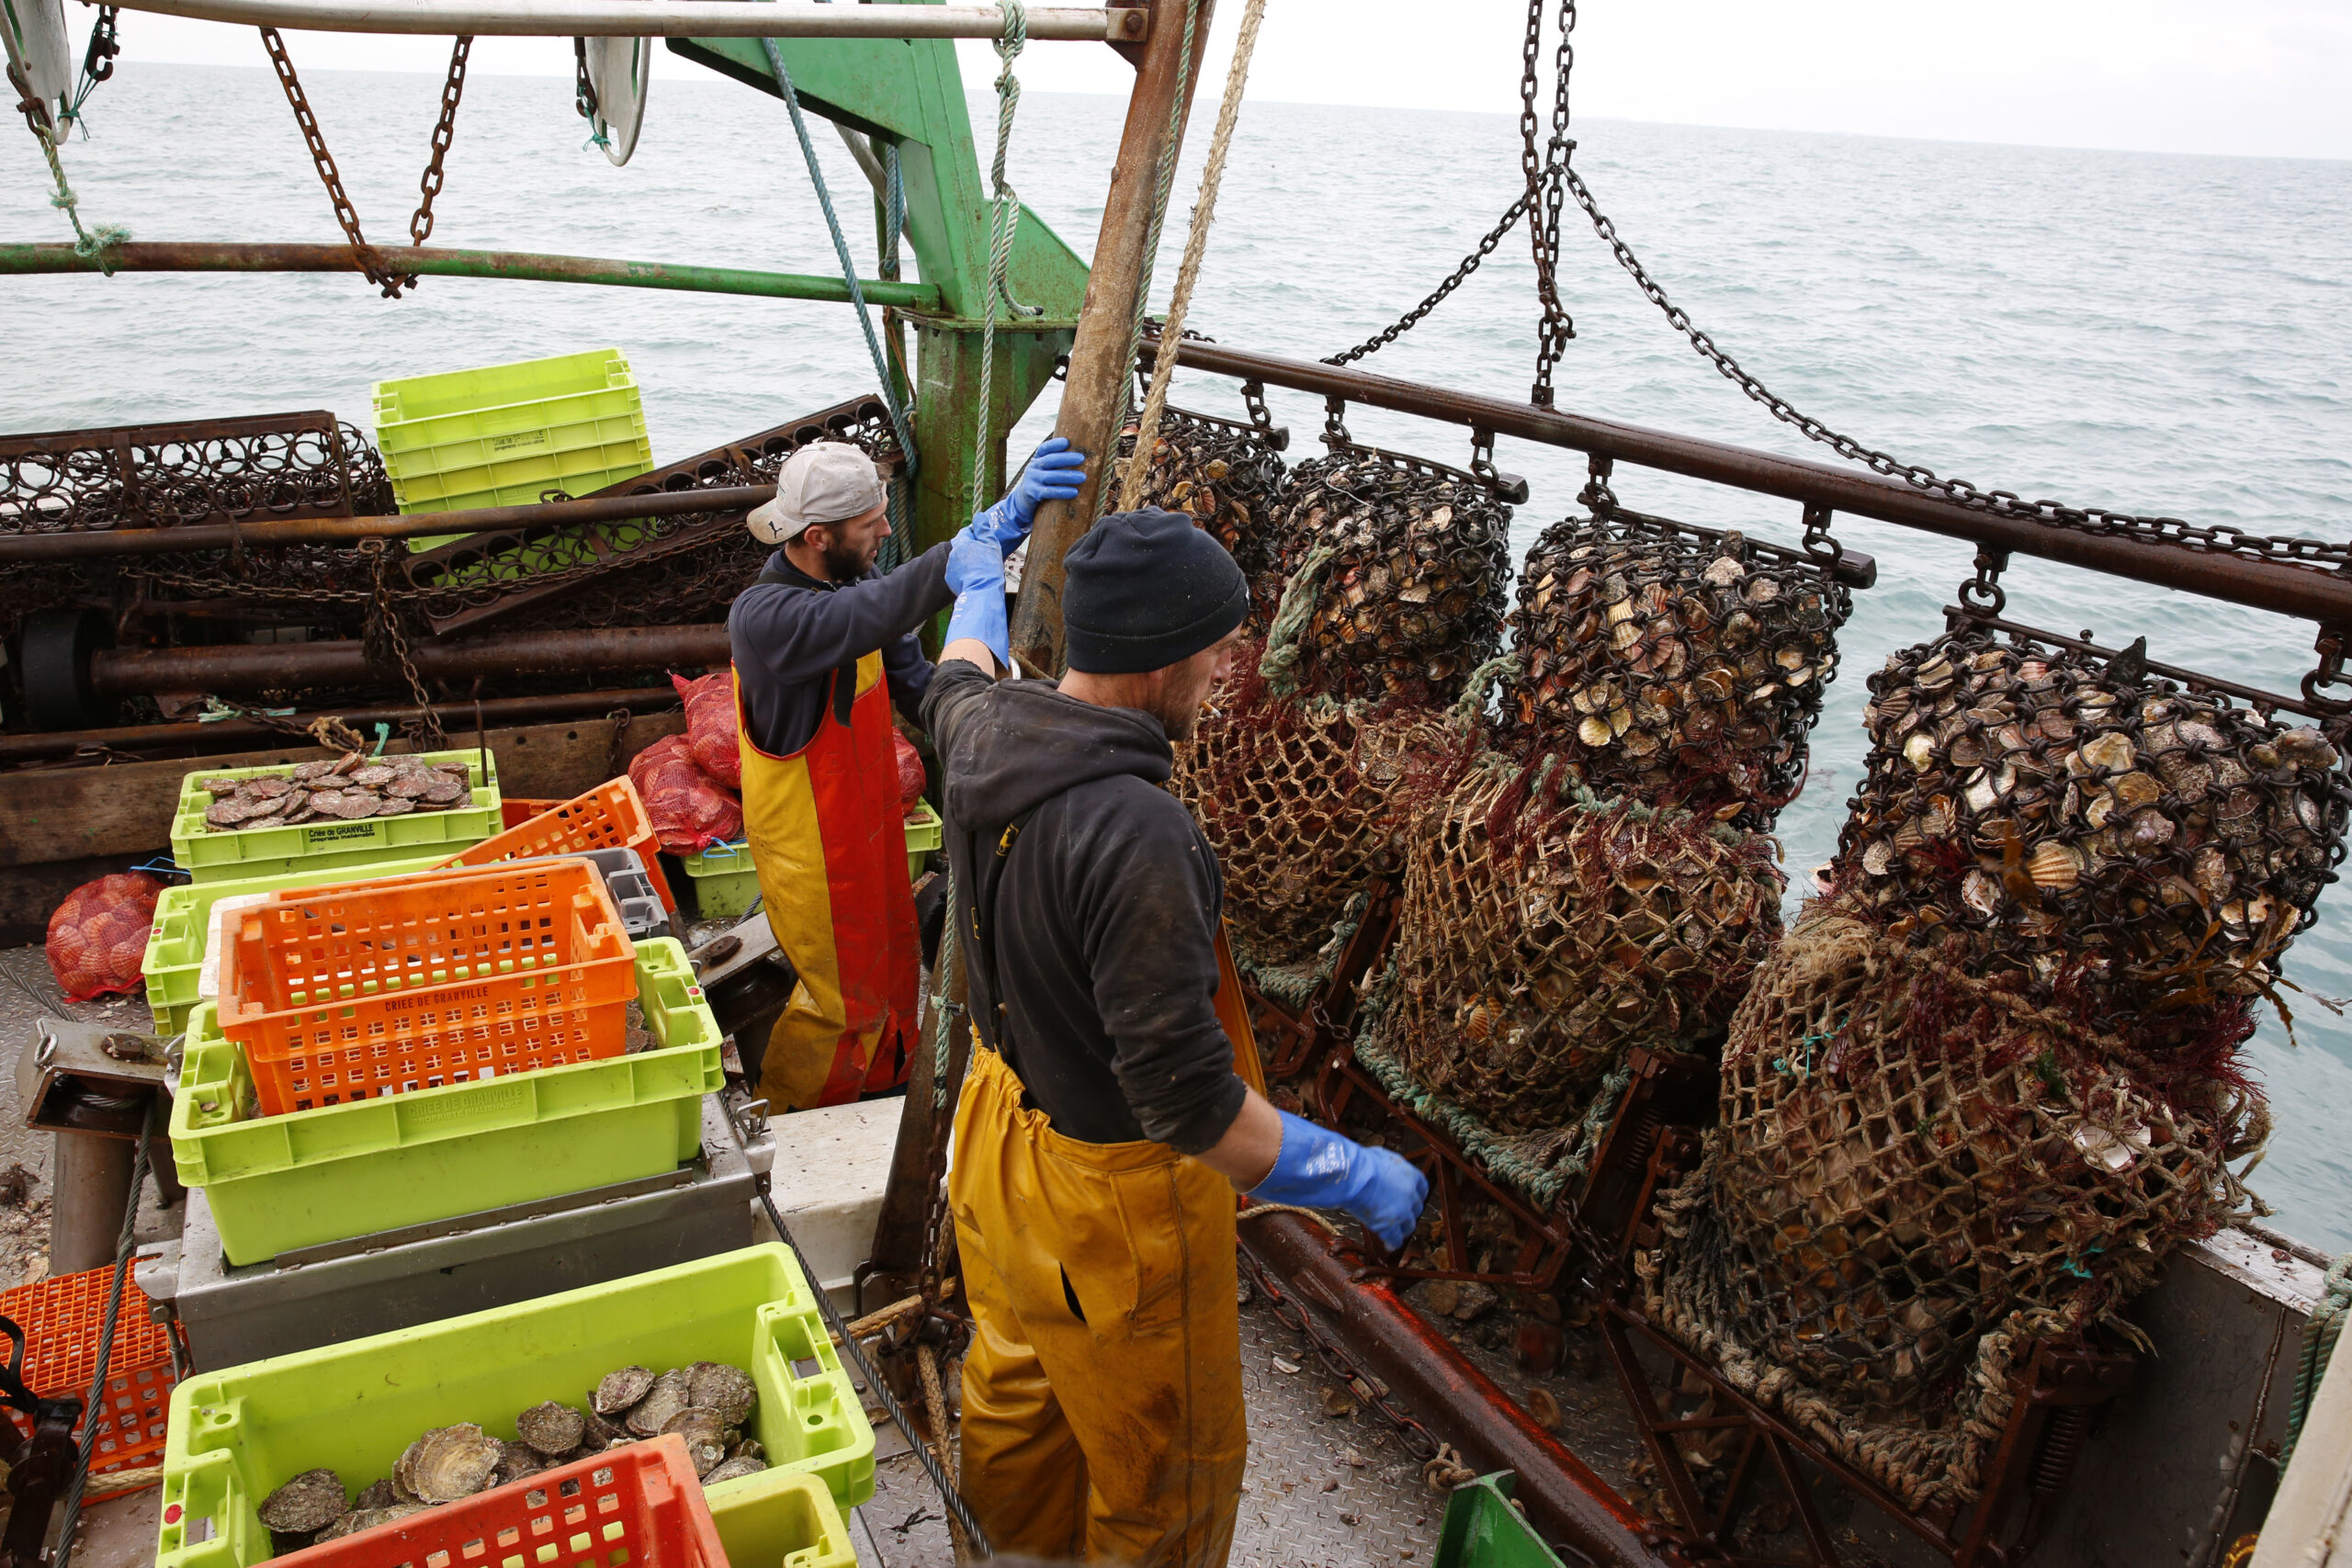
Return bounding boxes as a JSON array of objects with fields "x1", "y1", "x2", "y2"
[{"x1": 726, "y1": 436, "x2": 1086, "y2": 1111}]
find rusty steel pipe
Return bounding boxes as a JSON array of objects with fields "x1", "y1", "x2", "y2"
[
  {"x1": 107, "y1": 0, "x2": 1148, "y2": 39},
  {"x1": 0, "y1": 684, "x2": 676, "y2": 763},
  {"x1": 1240, "y1": 1210, "x2": 1673, "y2": 1568},
  {"x1": 0, "y1": 487, "x2": 773, "y2": 563},
  {"x1": 90, "y1": 625, "x2": 730, "y2": 697},
  {"x1": 1139, "y1": 337, "x2": 2352, "y2": 626}
]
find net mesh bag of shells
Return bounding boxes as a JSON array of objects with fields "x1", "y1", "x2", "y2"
[
  {"x1": 1169, "y1": 444, "x2": 1513, "y2": 998},
  {"x1": 1508, "y1": 510, "x2": 1852, "y2": 829},
  {"x1": 1635, "y1": 626, "x2": 2337, "y2": 1515},
  {"x1": 1355, "y1": 517, "x2": 1847, "y2": 1202},
  {"x1": 253, "y1": 1361, "x2": 767, "y2": 1555}
]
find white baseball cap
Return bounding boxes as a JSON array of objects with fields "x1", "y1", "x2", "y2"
[{"x1": 747, "y1": 442, "x2": 887, "y2": 546}]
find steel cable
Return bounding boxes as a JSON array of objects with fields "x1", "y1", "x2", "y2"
[{"x1": 51, "y1": 1130, "x2": 152, "y2": 1568}]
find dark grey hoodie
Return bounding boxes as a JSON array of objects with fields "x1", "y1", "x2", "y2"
[{"x1": 922, "y1": 659, "x2": 1247, "y2": 1155}]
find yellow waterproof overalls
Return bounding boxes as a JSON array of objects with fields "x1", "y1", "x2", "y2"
[
  {"x1": 949, "y1": 804, "x2": 1264, "y2": 1567},
  {"x1": 734, "y1": 654, "x2": 919, "y2": 1111}
]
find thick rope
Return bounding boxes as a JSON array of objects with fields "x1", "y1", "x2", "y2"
[
  {"x1": 1257, "y1": 543, "x2": 1338, "y2": 698},
  {"x1": 969, "y1": 0, "x2": 1043, "y2": 505},
  {"x1": 1115, "y1": 0, "x2": 1268, "y2": 511},
  {"x1": 761, "y1": 39, "x2": 918, "y2": 479},
  {"x1": 2285, "y1": 1255, "x2": 2352, "y2": 1466}
]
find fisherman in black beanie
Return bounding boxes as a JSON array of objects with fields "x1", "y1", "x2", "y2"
[{"x1": 921, "y1": 507, "x2": 1424, "y2": 1566}]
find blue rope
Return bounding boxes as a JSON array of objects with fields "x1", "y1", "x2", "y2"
[{"x1": 761, "y1": 39, "x2": 919, "y2": 490}]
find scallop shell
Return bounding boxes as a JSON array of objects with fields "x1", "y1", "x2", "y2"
[
  {"x1": 595, "y1": 1366, "x2": 655, "y2": 1416},
  {"x1": 701, "y1": 1456, "x2": 768, "y2": 1487},
  {"x1": 407, "y1": 1424, "x2": 501, "y2": 1504},
  {"x1": 1578, "y1": 716, "x2": 1613, "y2": 747},
  {"x1": 688, "y1": 1363, "x2": 759, "y2": 1427},
  {"x1": 2079, "y1": 734, "x2": 2137, "y2": 773},
  {"x1": 1861, "y1": 841, "x2": 1894, "y2": 877},
  {"x1": 662, "y1": 1407, "x2": 732, "y2": 1477},
  {"x1": 517, "y1": 1400, "x2": 586, "y2": 1457},
  {"x1": 1904, "y1": 733, "x2": 1936, "y2": 773},
  {"x1": 2027, "y1": 841, "x2": 2083, "y2": 890},
  {"x1": 628, "y1": 1369, "x2": 694, "y2": 1437},
  {"x1": 1962, "y1": 870, "x2": 2003, "y2": 919},
  {"x1": 258, "y1": 1468, "x2": 347, "y2": 1533}
]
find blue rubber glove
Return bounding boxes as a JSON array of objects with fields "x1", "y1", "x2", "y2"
[
  {"x1": 1249, "y1": 1111, "x2": 1430, "y2": 1251},
  {"x1": 969, "y1": 436, "x2": 1088, "y2": 551},
  {"x1": 944, "y1": 530, "x2": 1011, "y2": 670}
]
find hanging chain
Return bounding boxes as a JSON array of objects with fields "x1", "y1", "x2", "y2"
[
  {"x1": 1241, "y1": 378, "x2": 1278, "y2": 441},
  {"x1": 1323, "y1": 394, "x2": 1351, "y2": 446},
  {"x1": 357, "y1": 539, "x2": 447, "y2": 746},
  {"x1": 410, "y1": 36, "x2": 471, "y2": 246},
  {"x1": 259, "y1": 28, "x2": 413, "y2": 298},
  {"x1": 1800, "y1": 502, "x2": 1843, "y2": 567},
  {"x1": 1522, "y1": 0, "x2": 1576, "y2": 405},
  {"x1": 1959, "y1": 545, "x2": 2010, "y2": 615},
  {"x1": 1322, "y1": 191, "x2": 1532, "y2": 367}
]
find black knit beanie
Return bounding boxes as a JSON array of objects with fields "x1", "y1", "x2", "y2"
[{"x1": 1063, "y1": 508, "x2": 1250, "y2": 674}]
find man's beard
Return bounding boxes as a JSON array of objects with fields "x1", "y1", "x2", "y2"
[{"x1": 820, "y1": 539, "x2": 873, "y2": 581}]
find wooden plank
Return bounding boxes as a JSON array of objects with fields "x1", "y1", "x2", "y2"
[{"x1": 0, "y1": 714, "x2": 686, "y2": 870}]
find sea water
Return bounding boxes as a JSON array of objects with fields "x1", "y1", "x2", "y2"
[{"x1": 6, "y1": 63, "x2": 2351, "y2": 1246}]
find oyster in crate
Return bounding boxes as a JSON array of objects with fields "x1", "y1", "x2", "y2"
[
  {"x1": 401, "y1": 1423, "x2": 501, "y2": 1505},
  {"x1": 516, "y1": 1399, "x2": 585, "y2": 1456},
  {"x1": 688, "y1": 1360, "x2": 758, "y2": 1427},
  {"x1": 257, "y1": 1468, "x2": 346, "y2": 1533},
  {"x1": 626, "y1": 1368, "x2": 694, "y2": 1437},
  {"x1": 594, "y1": 1364, "x2": 655, "y2": 1416}
]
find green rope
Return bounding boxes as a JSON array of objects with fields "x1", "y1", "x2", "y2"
[
  {"x1": 2285, "y1": 1255, "x2": 2352, "y2": 1466},
  {"x1": 1259, "y1": 544, "x2": 1339, "y2": 697},
  {"x1": 1453, "y1": 652, "x2": 1518, "y2": 735},
  {"x1": 760, "y1": 38, "x2": 919, "y2": 482},
  {"x1": 25, "y1": 118, "x2": 129, "y2": 274},
  {"x1": 968, "y1": 0, "x2": 1042, "y2": 505}
]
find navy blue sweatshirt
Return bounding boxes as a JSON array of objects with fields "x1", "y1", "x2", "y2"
[
  {"x1": 922, "y1": 659, "x2": 1248, "y2": 1155},
  {"x1": 728, "y1": 543, "x2": 953, "y2": 757}
]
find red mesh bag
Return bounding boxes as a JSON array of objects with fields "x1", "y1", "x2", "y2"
[
  {"x1": 46, "y1": 873, "x2": 164, "y2": 1002},
  {"x1": 629, "y1": 734, "x2": 744, "y2": 854},
  {"x1": 672, "y1": 671, "x2": 742, "y2": 789},
  {"x1": 895, "y1": 729, "x2": 926, "y2": 810}
]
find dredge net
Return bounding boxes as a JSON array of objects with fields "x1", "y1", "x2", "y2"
[
  {"x1": 1642, "y1": 903, "x2": 2264, "y2": 1512},
  {"x1": 1384, "y1": 752, "x2": 1786, "y2": 1135},
  {"x1": 1832, "y1": 626, "x2": 2350, "y2": 1021},
  {"x1": 1119, "y1": 405, "x2": 1289, "y2": 615},
  {"x1": 1266, "y1": 446, "x2": 1512, "y2": 707},
  {"x1": 1506, "y1": 510, "x2": 1852, "y2": 828}
]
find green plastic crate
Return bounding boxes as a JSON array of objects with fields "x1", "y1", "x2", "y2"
[
  {"x1": 141, "y1": 855, "x2": 449, "y2": 1036},
  {"x1": 903, "y1": 800, "x2": 941, "y2": 880},
  {"x1": 680, "y1": 840, "x2": 761, "y2": 921},
  {"x1": 707, "y1": 1467, "x2": 857, "y2": 1568},
  {"x1": 171, "y1": 938, "x2": 721, "y2": 1265},
  {"x1": 684, "y1": 807, "x2": 938, "y2": 922},
  {"x1": 155, "y1": 1244, "x2": 876, "y2": 1568},
  {"x1": 372, "y1": 348, "x2": 653, "y2": 547},
  {"x1": 1430, "y1": 1472, "x2": 1568, "y2": 1568},
  {"x1": 171, "y1": 751, "x2": 500, "y2": 886}
]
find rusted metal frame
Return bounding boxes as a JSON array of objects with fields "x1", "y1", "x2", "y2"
[
  {"x1": 1136, "y1": 335, "x2": 2352, "y2": 626},
  {"x1": 1311, "y1": 1046, "x2": 1578, "y2": 1292},
  {"x1": 1317, "y1": 426, "x2": 1532, "y2": 507},
  {"x1": 1601, "y1": 1301, "x2": 2131, "y2": 1568},
  {"x1": 105, "y1": 0, "x2": 1153, "y2": 39},
  {"x1": 87, "y1": 622, "x2": 730, "y2": 696},
  {"x1": 0, "y1": 486, "x2": 772, "y2": 562},
  {"x1": 1241, "y1": 1210, "x2": 1677, "y2": 1568},
  {"x1": 1247, "y1": 875, "x2": 1403, "y2": 1079},
  {"x1": 1570, "y1": 1049, "x2": 1720, "y2": 1269},
  {"x1": 0, "y1": 684, "x2": 674, "y2": 764},
  {"x1": 1596, "y1": 496, "x2": 1878, "y2": 593},
  {"x1": 1943, "y1": 605, "x2": 2338, "y2": 723},
  {"x1": 1, "y1": 410, "x2": 365, "y2": 532}
]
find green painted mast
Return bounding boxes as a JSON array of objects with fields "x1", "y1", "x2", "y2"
[{"x1": 672, "y1": 17, "x2": 1091, "y2": 562}]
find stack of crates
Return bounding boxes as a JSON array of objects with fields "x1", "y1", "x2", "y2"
[{"x1": 0, "y1": 1267, "x2": 179, "y2": 1483}]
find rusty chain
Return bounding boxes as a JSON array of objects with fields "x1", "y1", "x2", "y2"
[
  {"x1": 357, "y1": 540, "x2": 446, "y2": 746},
  {"x1": 411, "y1": 36, "x2": 471, "y2": 246},
  {"x1": 1321, "y1": 190, "x2": 1532, "y2": 367},
  {"x1": 259, "y1": 28, "x2": 413, "y2": 297},
  {"x1": 1237, "y1": 1246, "x2": 1478, "y2": 1492},
  {"x1": 1521, "y1": 0, "x2": 1576, "y2": 406}
]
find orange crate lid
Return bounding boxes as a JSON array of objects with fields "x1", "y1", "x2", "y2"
[
  {"x1": 274, "y1": 1435, "x2": 725, "y2": 1568},
  {"x1": 220, "y1": 858, "x2": 638, "y2": 1115},
  {"x1": 441, "y1": 779, "x2": 676, "y2": 915}
]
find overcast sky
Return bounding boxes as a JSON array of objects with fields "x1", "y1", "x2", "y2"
[{"x1": 104, "y1": 0, "x2": 2349, "y2": 161}]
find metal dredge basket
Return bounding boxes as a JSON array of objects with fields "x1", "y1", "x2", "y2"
[
  {"x1": 1832, "y1": 624, "x2": 2351, "y2": 1018},
  {"x1": 1119, "y1": 403, "x2": 1289, "y2": 609},
  {"x1": 1506, "y1": 508, "x2": 1852, "y2": 828}
]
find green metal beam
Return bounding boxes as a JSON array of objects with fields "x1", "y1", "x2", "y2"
[{"x1": 0, "y1": 242, "x2": 944, "y2": 307}]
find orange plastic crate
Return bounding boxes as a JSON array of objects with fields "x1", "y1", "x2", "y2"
[
  {"x1": 218, "y1": 860, "x2": 638, "y2": 1116},
  {"x1": 441, "y1": 779, "x2": 677, "y2": 915},
  {"x1": 0, "y1": 1267, "x2": 176, "y2": 1477},
  {"x1": 498, "y1": 798, "x2": 564, "y2": 829},
  {"x1": 274, "y1": 1436, "x2": 725, "y2": 1568}
]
